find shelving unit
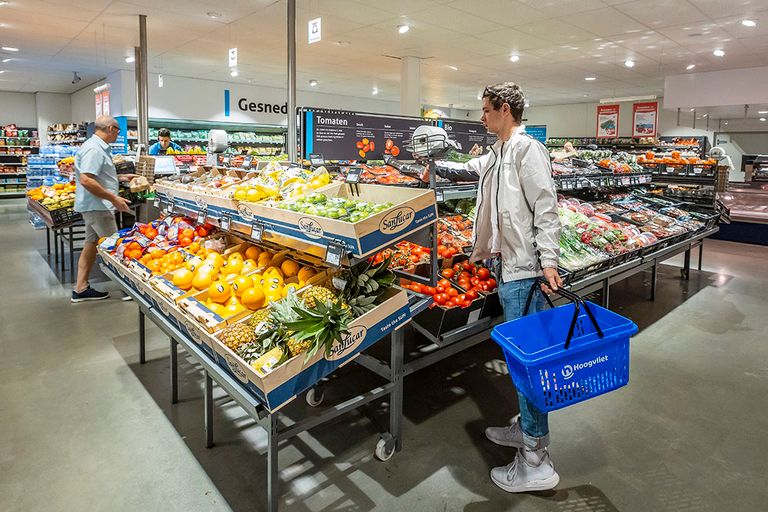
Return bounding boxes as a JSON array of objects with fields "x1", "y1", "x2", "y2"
[
  {"x1": 46, "y1": 124, "x2": 88, "y2": 147},
  {"x1": 0, "y1": 126, "x2": 40, "y2": 198}
]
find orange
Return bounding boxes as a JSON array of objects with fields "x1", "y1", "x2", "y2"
[
  {"x1": 224, "y1": 257, "x2": 244, "y2": 276},
  {"x1": 206, "y1": 303, "x2": 227, "y2": 317},
  {"x1": 232, "y1": 275, "x2": 254, "y2": 296},
  {"x1": 171, "y1": 252, "x2": 184, "y2": 265},
  {"x1": 207, "y1": 280, "x2": 231, "y2": 303},
  {"x1": 241, "y1": 286, "x2": 266, "y2": 310},
  {"x1": 282, "y1": 283, "x2": 299, "y2": 298},
  {"x1": 265, "y1": 276, "x2": 284, "y2": 288},
  {"x1": 280, "y1": 259, "x2": 300, "y2": 277},
  {"x1": 206, "y1": 252, "x2": 224, "y2": 269},
  {"x1": 188, "y1": 242, "x2": 200, "y2": 254},
  {"x1": 185, "y1": 256, "x2": 204, "y2": 272},
  {"x1": 241, "y1": 259, "x2": 258, "y2": 274},
  {"x1": 192, "y1": 269, "x2": 215, "y2": 291},
  {"x1": 297, "y1": 266, "x2": 317, "y2": 283},
  {"x1": 172, "y1": 268, "x2": 194, "y2": 290},
  {"x1": 251, "y1": 273, "x2": 265, "y2": 287},
  {"x1": 257, "y1": 252, "x2": 272, "y2": 266},
  {"x1": 244, "y1": 245, "x2": 261, "y2": 260},
  {"x1": 224, "y1": 296, "x2": 245, "y2": 317},
  {"x1": 264, "y1": 284, "x2": 283, "y2": 303},
  {"x1": 178, "y1": 236, "x2": 192, "y2": 247}
]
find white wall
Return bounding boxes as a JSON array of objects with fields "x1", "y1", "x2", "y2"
[
  {"x1": 71, "y1": 83, "x2": 98, "y2": 123},
  {"x1": 0, "y1": 92, "x2": 37, "y2": 127},
  {"x1": 35, "y1": 92, "x2": 72, "y2": 144},
  {"x1": 665, "y1": 67, "x2": 768, "y2": 109}
]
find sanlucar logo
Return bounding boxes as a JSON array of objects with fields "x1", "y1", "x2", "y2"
[
  {"x1": 237, "y1": 204, "x2": 255, "y2": 221},
  {"x1": 225, "y1": 354, "x2": 249, "y2": 382},
  {"x1": 298, "y1": 217, "x2": 324, "y2": 239},
  {"x1": 379, "y1": 207, "x2": 415, "y2": 234},
  {"x1": 326, "y1": 325, "x2": 367, "y2": 361},
  {"x1": 561, "y1": 355, "x2": 609, "y2": 380},
  {"x1": 193, "y1": 195, "x2": 207, "y2": 208},
  {"x1": 183, "y1": 320, "x2": 203, "y2": 344}
]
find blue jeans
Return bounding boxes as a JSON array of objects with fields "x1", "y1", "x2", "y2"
[{"x1": 497, "y1": 277, "x2": 550, "y2": 449}]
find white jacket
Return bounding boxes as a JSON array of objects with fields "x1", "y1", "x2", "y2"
[{"x1": 438, "y1": 126, "x2": 560, "y2": 282}]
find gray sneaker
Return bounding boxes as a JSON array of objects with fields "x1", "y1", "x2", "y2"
[
  {"x1": 485, "y1": 414, "x2": 524, "y2": 448},
  {"x1": 490, "y1": 447, "x2": 560, "y2": 493}
]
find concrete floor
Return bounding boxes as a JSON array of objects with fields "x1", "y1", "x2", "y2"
[{"x1": 1, "y1": 197, "x2": 767, "y2": 512}]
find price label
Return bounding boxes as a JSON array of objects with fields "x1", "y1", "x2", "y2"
[
  {"x1": 242, "y1": 156, "x2": 253, "y2": 169},
  {"x1": 153, "y1": 197, "x2": 160, "y2": 208},
  {"x1": 345, "y1": 167, "x2": 362, "y2": 184},
  {"x1": 435, "y1": 190, "x2": 444, "y2": 202},
  {"x1": 325, "y1": 241, "x2": 345, "y2": 267},
  {"x1": 222, "y1": 155, "x2": 231, "y2": 167},
  {"x1": 219, "y1": 215, "x2": 231, "y2": 231},
  {"x1": 250, "y1": 221, "x2": 264, "y2": 242},
  {"x1": 309, "y1": 153, "x2": 325, "y2": 166},
  {"x1": 166, "y1": 200, "x2": 175, "y2": 214},
  {"x1": 198, "y1": 208, "x2": 207, "y2": 224}
]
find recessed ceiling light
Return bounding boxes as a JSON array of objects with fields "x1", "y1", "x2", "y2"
[
  {"x1": 0, "y1": 1, "x2": 7, "y2": 5},
  {"x1": 206, "y1": 11, "x2": 222, "y2": 19},
  {"x1": 583, "y1": 94, "x2": 590, "y2": 97},
  {"x1": 1, "y1": 46, "x2": 19, "y2": 52},
  {"x1": 309, "y1": 79, "x2": 318, "y2": 87},
  {"x1": 1, "y1": 58, "x2": 10, "y2": 63},
  {"x1": 713, "y1": 48, "x2": 725, "y2": 57},
  {"x1": 230, "y1": 70, "x2": 238, "y2": 77},
  {"x1": 0, "y1": 70, "x2": 5, "y2": 74},
  {"x1": 624, "y1": 59, "x2": 635, "y2": 68},
  {"x1": 724, "y1": 121, "x2": 728, "y2": 125},
  {"x1": 761, "y1": 117, "x2": 767, "y2": 122},
  {"x1": 741, "y1": 19, "x2": 757, "y2": 27},
  {"x1": 448, "y1": 65, "x2": 458, "y2": 70},
  {"x1": 585, "y1": 76, "x2": 597, "y2": 81},
  {"x1": 524, "y1": 101, "x2": 530, "y2": 108},
  {"x1": 686, "y1": 64, "x2": 696, "y2": 70},
  {"x1": 398, "y1": 24, "x2": 410, "y2": 34},
  {"x1": 125, "y1": 56, "x2": 135, "y2": 63},
  {"x1": 690, "y1": 108, "x2": 695, "y2": 111},
  {"x1": 758, "y1": 110, "x2": 768, "y2": 114},
  {"x1": 510, "y1": 54, "x2": 520, "y2": 62},
  {"x1": 372, "y1": 87, "x2": 379, "y2": 95}
]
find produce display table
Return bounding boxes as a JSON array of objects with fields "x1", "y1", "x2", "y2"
[{"x1": 101, "y1": 261, "x2": 431, "y2": 512}]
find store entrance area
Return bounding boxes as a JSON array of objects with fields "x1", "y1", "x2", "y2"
[{"x1": 1, "y1": 196, "x2": 765, "y2": 511}]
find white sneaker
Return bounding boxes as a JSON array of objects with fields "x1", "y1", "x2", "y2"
[
  {"x1": 485, "y1": 414, "x2": 524, "y2": 448},
  {"x1": 490, "y1": 447, "x2": 560, "y2": 493}
]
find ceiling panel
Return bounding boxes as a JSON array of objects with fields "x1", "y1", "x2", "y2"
[{"x1": 614, "y1": 0, "x2": 709, "y2": 29}]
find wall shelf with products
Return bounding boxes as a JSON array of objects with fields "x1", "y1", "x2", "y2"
[{"x1": 0, "y1": 126, "x2": 40, "y2": 199}]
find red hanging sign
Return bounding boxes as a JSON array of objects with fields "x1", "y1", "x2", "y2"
[
  {"x1": 95, "y1": 92, "x2": 103, "y2": 116},
  {"x1": 632, "y1": 101, "x2": 658, "y2": 138},
  {"x1": 596, "y1": 104, "x2": 620, "y2": 138},
  {"x1": 101, "y1": 90, "x2": 110, "y2": 115}
]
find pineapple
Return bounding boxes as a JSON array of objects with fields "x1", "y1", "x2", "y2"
[
  {"x1": 247, "y1": 308, "x2": 271, "y2": 329},
  {"x1": 220, "y1": 323, "x2": 256, "y2": 351},
  {"x1": 336, "y1": 255, "x2": 395, "y2": 315},
  {"x1": 301, "y1": 285, "x2": 338, "y2": 309},
  {"x1": 236, "y1": 340, "x2": 264, "y2": 364},
  {"x1": 284, "y1": 298, "x2": 353, "y2": 360},
  {"x1": 251, "y1": 346, "x2": 285, "y2": 376},
  {"x1": 286, "y1": 337, "x2": 312, "y2": 358}
]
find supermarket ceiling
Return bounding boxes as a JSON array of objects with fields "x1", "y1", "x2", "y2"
[{"x1": 2, "y1": 0, "x2": 768, "y2": 109}]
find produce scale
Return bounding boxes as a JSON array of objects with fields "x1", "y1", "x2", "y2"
[{"x1": 89, "y1": 108, "x2": 725, "y2": 511}]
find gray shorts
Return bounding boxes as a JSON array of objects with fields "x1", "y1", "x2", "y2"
[{"x1": 82, "y1": 210, "x2": 118, "y2": 243}]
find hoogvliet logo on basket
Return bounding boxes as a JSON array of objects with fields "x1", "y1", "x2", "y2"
[
  {"x1": 326, "y1": 326, "x2": 367, "y2": 361},
  {"x1": 379, "y1": 207, "x2": 415, "y2": 234},
  {"x1": 225, "y1": 354, "x2": 249, "y2": 383},
  {"x1": 561, "y1": 355, "x2": 609, "y2": 380},
  {"x1": 298, "y1": 217, "x2": 324, "y2": 239}
]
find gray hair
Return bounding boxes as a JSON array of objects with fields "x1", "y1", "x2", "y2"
[
  {"x1": 483, "y1": 82, "x2": 526, "y2": 123},
  {"x1": 94, "y1": 115, "x2": 119, "y2": 131}
]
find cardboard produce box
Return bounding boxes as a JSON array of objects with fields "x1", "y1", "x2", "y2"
[
  {"x1": 207, "y1": 286, "x2": 411, "y2": 412},
  {"x1": 234, "y1": 183, "x2": 438, "y2": 258}
]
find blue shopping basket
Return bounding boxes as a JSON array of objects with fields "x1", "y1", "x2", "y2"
[{"x1": 491, "y1": 279, "x2": 638, "y2": 412}]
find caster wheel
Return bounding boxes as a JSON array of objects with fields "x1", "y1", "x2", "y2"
[
  {"x1": 375, "y1": 434, "x2": 396, "y2": 461},
  {"x1": 306, "y1": 387, "x2": 324, "y2": 407}
]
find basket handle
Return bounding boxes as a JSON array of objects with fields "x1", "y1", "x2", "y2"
[{"x1": 524, "y1": 278, "x2": 604, "y2": 349}]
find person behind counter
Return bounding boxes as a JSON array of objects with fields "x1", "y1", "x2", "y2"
[{"x1": 148, "y1": 128, "x2": 183, "y2": 155}]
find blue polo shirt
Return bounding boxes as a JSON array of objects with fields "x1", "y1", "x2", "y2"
[
  {"x1": 74, "y1": 135, "x2": 119, "y2": 212},
  {"x1": 148, "y1": 141, "x2": 183, "y2": 155}
]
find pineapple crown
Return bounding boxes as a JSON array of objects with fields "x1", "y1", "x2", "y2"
[{"x1": 284, "y1": 298, "x2": 352, "y2": 360}]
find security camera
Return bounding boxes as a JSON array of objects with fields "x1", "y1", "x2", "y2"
[{"x1": 72, "y1": 72, "x2": 81, "y2": 84}]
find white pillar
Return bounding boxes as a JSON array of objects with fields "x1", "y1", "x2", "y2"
[{"x1": 400, "y1": 56, "x2": 421, "y2": 116}]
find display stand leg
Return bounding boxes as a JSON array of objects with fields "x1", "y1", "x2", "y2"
[
  {"x1": 683, "y1": 249, "x2": 691, "y2": 280},
  {"x1": 46, "y1": 227, "x2": 50, "y2": 255},
  {"x1": 68, "y1": 225, "x2": 75, "y2": 281},
  {"x1": 390, "y1": 328, "x2": 404, "y2": 452},
  {"x1": 170, "y1": 338, "x2": 178, "y2": 404},
  {"x1": 698, "y1": 242, "x2": 704, "y2": 271},
  {"x1": 650, "y1": 261, "x2": 658, "y2": 301},
  {"x1": 266, "y1": 413, "x2": 279, "y2": 512},
  {"x1": 59, "y1": 232, "x2": 65, "y2": 275},
  {"x1": 54, "y1": 229, "x2": 59, "y2": 265},
  {"x1": 138, "y1": 309, "x2": 146, "y2": 364},
  {"x1": 204, "y1": 371, "x2": 214, "y2": 448},
  {"x1": 601, "y1": 279, "x2": 610, "y2": 307}
]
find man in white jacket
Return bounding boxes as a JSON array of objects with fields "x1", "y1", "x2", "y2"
[{"x1": 423, "y1": 82, "x2": 563, "y2": 492}]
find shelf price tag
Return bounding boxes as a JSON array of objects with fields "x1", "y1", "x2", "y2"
[
  {"x1": 198, "y1": 208, "x2": 207, "y2": 224},
  {"x1": 309, "y1": 153, "x2": 325, "y2": 166},
  {"x1": 435, "y1": 190, "x2": 444, "y2": 202},
  {"x1": 324, "y1": 242, "x2": 346, "y2": 268},
  {"x1": 222, "y1": 155, "x2": 231, "y2": 167},
  {"x1": 345, "y1": 167, "x2": 362, "y2": 184},
  {"x1": 153, "y1": 197, "x2": 160, "y2": 208},
  {"x1": 165, "y1": 200, "x2": 175, "y2": 214},
  {"x1": 242, "y1": 156, "x2": 253, "y2": 169},
  {"x1": 250, "y1": 221, "x2": 264, "y2": 242},
  {"x1": 219, "y1": 215, "x2": 231, "y2": 231}
]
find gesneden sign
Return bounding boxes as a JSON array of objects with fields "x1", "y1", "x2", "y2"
[{"x1": 224, "y1": 88, "x2": 288, "y2": 117}]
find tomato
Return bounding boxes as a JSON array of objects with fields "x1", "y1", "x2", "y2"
[
  {"x1": 410, "y1": 283, "x2": 423, "y2": 294},
  {"x1": 452, "y1": 263, "x2": 464, "y2": 273},
  {"x1": 461, "y1": 300, "x2": 473, "y2": 308},
  {"x1": 480, "y1": 282, "x2": 490, "y2": 292},
  {"x1": 437, "y1": 244, "x2": 447, "y2": 254},
  {"x1": 464, "y1": 263, "x2": 475, "y2": 272},
  {"x1": 373, "y1": 254, "x2": 384, "y2": 265},
  {"x1": 424, "y1": 286, "x2": 436, "y2": 295},
  {"x1": 436, "y1": 285, "x2": 445, "y2": 294},
  {"x1": 466, "y1": 289, "x2": 479, "y2": 300},
  {"x1": 445, "y1": 247, "x2": 457, "y2": 258},
  {"x1": 457, "y1": 294, "x2": 467, "y2": 302},
  {"x1": 486, "y1": 278, "x2": 497, "y2": 290},
  {"x1": 409, "y1": 254, "x2": 420, "y2": 263},
  {"x1": 450, "y1": 297, "x2": 462, "y2": 307},
  {"x1": 448, "y1": 288, "x2": 459, "y2": 297},
  {"x1": 459, "y1": 271, "x2": 471, "y2": 280},
  {"x1": 438, "y1": 278, "x2": 451, "y2": 289},
  {"x1": 470, "y1": 276, "x2": 480, "y2": 286},
  {"x1": 411, "y1": 246, "x2": 423, "y2": 256},
  {"x1": 435, "y1": 293, "x2": 449, "y2": 305},
  {"x1": 442, "y1": 269, "x2": 455, "y2": 279},
  {"x1": 477, "y1": 267, "x2": 491, "y2": 280}
]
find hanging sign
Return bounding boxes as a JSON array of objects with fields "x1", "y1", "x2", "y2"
[
  {"x1": 228, "y1": 48, "x2": 238, "y2": 68},
  {"x1": 596, "y1": 104, "x2": 620, "y2": 138},
  {"x1": 101, "y1": 90, "x2": 110, "y2": 115},
  {"x1": 95, "y1": 92, "x2": 103, "y2": 116},
  {"x1": 308, "y1": 17, "x2": 322, "y2": 44},
  {"x1": 632, "y1": 101, "x2": 658, "y2": 138}
]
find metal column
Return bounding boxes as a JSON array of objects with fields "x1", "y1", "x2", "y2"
[
  {"x1": 698, "y1": 241, "x2": 704, "y2": 271},
  {"x1": 135, "y1": 15, "x2": 149, "y2": 148},
  {"x1": 170, "y1": 338, "x2": 178, "y2": 404},
  {"x1": 286, "y1": 0, "x2": 297, "y2": 162},
  {"x1": 389, "y1": 328, "x2": 404, "y2": 452},
  {"x1": 650, "y1": 261, "x2": 658, "y2": 301},
  {"x1": 138, "y1": 309, "x2": 146, "y2": 364},
  {"x1": 205, "y1": 371, "x2": 214, "y2": 448},
  {"x1": 267, "y1": 414, "x2": 280, "y2": 512}
]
